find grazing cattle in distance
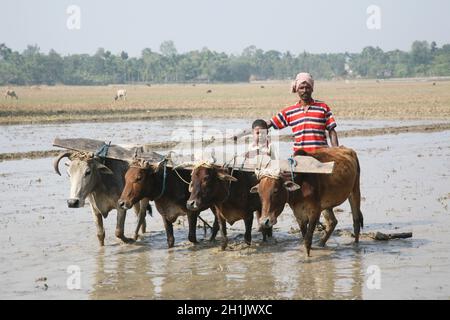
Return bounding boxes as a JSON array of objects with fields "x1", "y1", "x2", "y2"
[
  {"x1": 114, "y1": 89, "x2": 127, "y2": 101},
  {"x1": 53, "y1": 151, "x2": 151, "y2": 245},
  {"x1": 5, "y1": 89, "x2": 18, "y2": 99},
  {"x1": 118, "y1": 159, "x2": 214, "y2": 248},
  {"x1": 206, "y1": 90, "x2": 212, "y2": 93},
  {"x1": 184, "y1": 162, "x2": 263, "y2": 250},
  {"x1": 250, "y1": 146, "x2": 363, "y2": 257}
]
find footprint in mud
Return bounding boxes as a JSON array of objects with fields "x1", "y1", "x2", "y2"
[
  {"x1": 437, "y1": 193, "x2": 449, "y2": 210},
  {"x1": 35, "y1": 277, "x2": 48, "y2": 291}
]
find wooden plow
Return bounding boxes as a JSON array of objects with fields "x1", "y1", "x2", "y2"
[{"x1": 53, "y1": 137, "x2": 335, "y2": 175}]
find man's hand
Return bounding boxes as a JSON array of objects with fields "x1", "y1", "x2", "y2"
[
  {"x1": 266, "y1": 120, "x2": 273, "y2": 129},
  {"x1": 329, "y1": 129, "x2": 339, "y2": 147}
]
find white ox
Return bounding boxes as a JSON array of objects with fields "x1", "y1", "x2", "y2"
[
  {"x1": 114, "y1": 89, "x2": 127, "y2": 101},
  {"x1": 53, "y1": 151, "x2": 151, "y2": 245}
]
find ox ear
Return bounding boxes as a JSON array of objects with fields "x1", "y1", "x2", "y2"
[
  {"x1": 217, "y1": 172, "x2": 238, "y2": 182},
  {"x1": 250, "y1": 184, "x2": 259, "y2": 193},
  {"x1": 283, "y1": 180, "x2": 301, "y2": 192},
  {"x1": 96, "y1": 163, "x2": 114, "y2": 175}
]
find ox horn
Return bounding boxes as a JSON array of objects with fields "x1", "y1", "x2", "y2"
[{"x1": 53, "y1": 151, "x2": 72, "y2": 176}]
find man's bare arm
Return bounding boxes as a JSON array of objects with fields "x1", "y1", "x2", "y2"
[{"x1": 329, "y1": 129, "x2": 339, "y2": 147}]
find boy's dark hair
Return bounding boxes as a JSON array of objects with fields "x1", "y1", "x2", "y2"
[{"x1": 252, "y1": 119, "x2": 268, "y2": 129}]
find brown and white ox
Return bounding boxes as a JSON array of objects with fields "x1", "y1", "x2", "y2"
[
  {"x1": 250, "y1": 146, "x2": 363, "y2": 257},
  {"x1": 184, "y1": 162, "x2": 263, "y2": 250},
  {"x1": 118, "y1": 159, "x2": 213, "y2": 248}
]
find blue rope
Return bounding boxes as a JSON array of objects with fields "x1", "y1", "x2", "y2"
[
  {"x1": 287, "y1": 157, "x2": 296, "y2": 181},
  {"x1": 154, "y1": 160, "x2": 168, "y2": 200},
  {"x1": 95, "y1": 141, "x2": 111, "y2": 159}
]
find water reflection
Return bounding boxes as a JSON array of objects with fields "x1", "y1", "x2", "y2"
[{"x1": 89, "y1": 230, "x2": 367, "y2": 299}]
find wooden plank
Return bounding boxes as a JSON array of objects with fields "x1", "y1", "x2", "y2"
[
  {"x1": 52, "y1": 138, "x2": 165, "y2": 163},
  {"x1": 232, "y1": 155, "x2": 334, "y2": 174},
  {"x1": 53, "y1": 138, "x2": 334, "y2": 174},
  {"x1": 368, "y1": 232, "x2": 413, "y2": 241},
  {"x1": 166, "y1": 153, "x2": 334, "y2": 174}
]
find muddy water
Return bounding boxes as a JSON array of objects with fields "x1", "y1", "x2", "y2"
[
  {"x1": 0, "y1": 130, "x2": 449, "y2": 299},
  {"x1": 0, "y1": 118, "x2": 446, "y2": 154}
]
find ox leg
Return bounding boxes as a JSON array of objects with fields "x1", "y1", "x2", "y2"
[
  {"x1": 162, "y1": 217, "x2": 175, "y2": 248},
  {"x1": 244, "y1": 214, "x2": 253, "y2": 246},
  {"x1": 304, "y1": 211, "x2": 320, "y2": 257},
  {"x1": 300, "y1": 220, "x2": 307, "y2": 240},
  {"x1": 291, "y1": 203, "x2": 308, "y2": 241},
  {"x1": 141, "y1": 198, "x2": 151, "y2": 234},
  {"x1": 115, "y1": 209, "x2": 134, "y2": 244},
  {"x1": 218, "y1": 214, "x2": 228, "y2": 250},
  {"x1": 261, "y1": 227, "x2": 273, "y2": 242},
  {"x1": 92, "y1": 210, "x2": 105, "y2": 246},
  {"x1": 319, "y1": 208, "x2": 338, "y2": 247},
  {"x1": 187, "y1": 212, "x2": 198, "y2": 244},
  {"x1": 262, "y1": 229, "x2": 268, "y2": 242},
  {"x1": 210, "y1": 214, "x2": 220, "y2": 241},
  {"x1": 294, "y1": 215, "x2": 308, "y2": 240},
  {"x1": 133, "y1": 201, "x2": 146, "y2": 240}
]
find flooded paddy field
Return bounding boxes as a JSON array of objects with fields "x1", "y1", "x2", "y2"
[
  {"x1": 0, "y1": 124, "x2": 449, "y2": 299},
  {"x1": 0, "y1": 118, "x2": 447, "y2": 154}
]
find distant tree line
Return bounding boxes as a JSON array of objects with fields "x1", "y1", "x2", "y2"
[{"x1": 1, "y1": 40, "x2": 449, "y2": 85}]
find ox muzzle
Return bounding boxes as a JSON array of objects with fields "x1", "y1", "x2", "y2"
[
  {"x1": 186, "y1": 200, "x2": 199, "y2": 211},
  {"x1": 259, "y1": 216, "x2": 277, "y2": 229},
  {"x1": 118, "y1": 199, "x2": 132, "y2": 210},
  {"x1": 67, "y1": 198, "x2": 82, "y2": 208}
]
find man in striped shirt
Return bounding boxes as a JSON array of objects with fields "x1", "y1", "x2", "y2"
[{"x1": 267, "y1": 72, "x2": 339, "y2": 153}]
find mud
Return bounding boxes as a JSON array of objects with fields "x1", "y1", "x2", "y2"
[{"x1": 0, "y1": 128, "x2": 450, "y2": 299}]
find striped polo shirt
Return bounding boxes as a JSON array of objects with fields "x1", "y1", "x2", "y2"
[{"x1": 270, "y1": 100, "x2": 337, "y2": 152}]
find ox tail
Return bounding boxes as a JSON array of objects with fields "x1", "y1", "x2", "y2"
[{"x1": 354, "y1": 153, "x2": 363, "y2": 229}]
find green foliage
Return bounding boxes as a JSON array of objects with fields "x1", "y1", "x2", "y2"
[{"x1": 0, "y1": 40, "x2": 449, "y2": 85}]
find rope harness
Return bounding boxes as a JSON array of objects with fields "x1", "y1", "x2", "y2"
[
  {"x1": 153, "y1": 160, "x2": 168, "y2": 201},
  {"x1": 94, "y1": 141, "x2": 111, "y2": 164},
  {"x1": 287, "y1": 157, "x2": 296, "y2": 182}
]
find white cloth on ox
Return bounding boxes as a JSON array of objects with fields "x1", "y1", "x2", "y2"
[{"x1": 254, "y1": 166, "x2": 281, "y2": 180}]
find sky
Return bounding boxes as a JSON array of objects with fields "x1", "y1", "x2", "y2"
[{"x1": 1, "y1": 0, "x2": 449, "y2": 57}]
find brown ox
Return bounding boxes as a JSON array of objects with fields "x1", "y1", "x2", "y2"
[
  {"x1": 250, "y1": 146, "x2": 363, "y2": 257},
  {"x1": 186, "y1": 163, "x2": 263, "y2": 250},
  {"x1": 118, "y1": 160, "x2": 213, "y2": 248}
]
